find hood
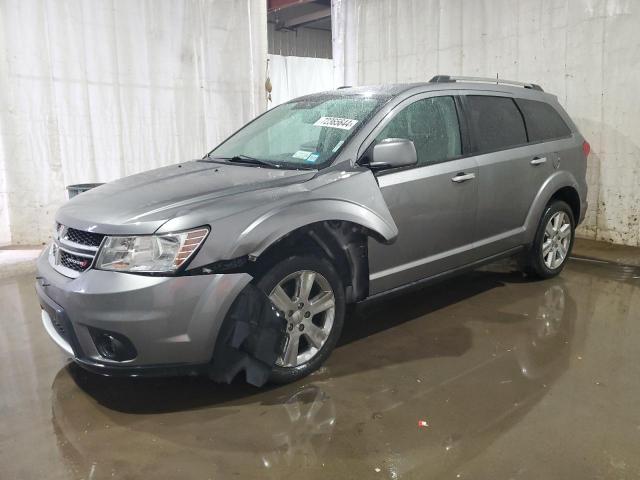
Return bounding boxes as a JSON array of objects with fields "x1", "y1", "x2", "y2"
[{"x1": 56, "y1": 161, "x2": 316, "y2": 234}]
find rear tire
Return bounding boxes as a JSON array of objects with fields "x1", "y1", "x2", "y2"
[
  {"x1": 525, "y1": 200, "x2": 575, "y2": 279},
  {"x1": 254, "y1": 255, "x2": 345, "y2": 384}
]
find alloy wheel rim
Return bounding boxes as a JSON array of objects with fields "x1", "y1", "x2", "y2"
[
  {"x1": 542, "y1": 211, "x2": 571, "y2": 269},
  {"x1": 269, "y1": 270, "x2": 335, "y2": 367}
]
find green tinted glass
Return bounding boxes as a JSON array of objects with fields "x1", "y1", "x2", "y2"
[
  {"x1": 376, "y1": 96, "x2": 461, "y2": 165},
  {"x1": 210, "y1": 96, "x2": 383, "y2": 169}
]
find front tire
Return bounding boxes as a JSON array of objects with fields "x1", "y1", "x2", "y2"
[
  {"x1": 526, "y1": 200, "x2": 575, "y2": 279},
  {"x1": 254, "y1": 255, "x2": 345, "y2": 384}
]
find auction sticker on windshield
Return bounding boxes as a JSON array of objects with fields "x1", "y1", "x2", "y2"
[
  {"x1": 292, "y1": 150, "x2": 313, "y2": 160},
  {"x1": 313, "y1": 117, "x2": 358, "y2": 130}
]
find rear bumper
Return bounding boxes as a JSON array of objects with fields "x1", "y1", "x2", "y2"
[{"x1": 36, "y1": 248, "x2": 252, "y2": 375}]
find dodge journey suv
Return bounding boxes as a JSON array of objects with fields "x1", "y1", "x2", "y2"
[{"x1": 37, "y1": 75, "x2": 589, "y2": 385}]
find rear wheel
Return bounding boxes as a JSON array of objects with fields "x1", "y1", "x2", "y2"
[
  {"x1": 255, "y1": 255, "x2": 345, "y2": 384},
  {"x1": 526, "y1": 200, "x2": 575, "y2": 279}
]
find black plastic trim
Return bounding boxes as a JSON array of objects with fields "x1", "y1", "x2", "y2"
[
  {"x1": 36, "y1": 279, "x2": 85, "y2": 358},
  {"x1": 360, "y1": 246, "x2": 525, "y2": 305},
  {"x1": 454, "y1": 95, "x2": 473, "y2": 156},
  {"x1": 184, "y1": 256, "x2": 250, "y2": 275},
  {"x1": 73, "y1": 357, "x2": 208, "y2": 378},
  {"x1": 87, "y1": 327, "x2": 138, "y2": 362}
]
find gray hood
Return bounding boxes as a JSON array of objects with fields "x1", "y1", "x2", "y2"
[{"x1": 56, "y1": 161, "x2": 316, "y2": 234}]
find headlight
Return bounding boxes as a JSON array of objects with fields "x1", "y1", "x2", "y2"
[{"x1": 95, "y1": 228, "x2": 209, "y2": 273}]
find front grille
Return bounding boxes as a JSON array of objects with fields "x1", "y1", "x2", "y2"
[
  {"x1": 64, "y1": 227, "x2": 105, "y2": 247},
  {"x1": 59, "y1": 250, "x2": 92, "y2": 272},
  {"x1": 50, "y1": 224, "x2": 102, "y2": 277}
]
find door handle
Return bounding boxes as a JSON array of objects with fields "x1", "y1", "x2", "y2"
[
  {"x1": 451, "y1": 172, "x2": 476, "y2": 183},
  {"x1": 530, "y1": 156, "x2": 547, "y2": 165}
]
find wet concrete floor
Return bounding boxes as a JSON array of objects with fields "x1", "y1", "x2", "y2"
[{"x1": 1, "y1": 258, "x2": 639, "y2": 479}]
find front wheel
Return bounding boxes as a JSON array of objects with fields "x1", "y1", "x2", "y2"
[
  {"x1": 255, "y1": 255, "x2": 345, "y2": 384},
  {"x1": 526, "y1": 200, "x2": 575, "y2": 279}
]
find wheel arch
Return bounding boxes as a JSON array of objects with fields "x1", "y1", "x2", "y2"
[
  {"x1": 524, "y1": 172, "x2": 582, "y2": 245},
  {"x1": 548, "y1": 186, "x2": 581, "y2": 223},
  {"x1": 249, "y1": 219, "x2": 376, "y2": 304},
  {"x1": 231, "y1": 198, "x2": 397, "y2": 258}
]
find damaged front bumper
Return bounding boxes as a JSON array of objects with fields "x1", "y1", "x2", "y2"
[{"x1": 36, "y1": 250, "x2": 286, "y2": 385}]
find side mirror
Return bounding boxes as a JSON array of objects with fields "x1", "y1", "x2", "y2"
[{"x1": 369, "y1": 138, "x2": 417, "y2": 170}]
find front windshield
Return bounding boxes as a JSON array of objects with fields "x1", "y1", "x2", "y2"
[{"x1": 207, "y1": 95, "x2": 384, "y2": 169}]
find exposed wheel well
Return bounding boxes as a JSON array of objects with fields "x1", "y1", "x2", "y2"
[
  {"x1": 549, "y1": 186, "x2": 580, "y2": 223},
  {"x1": 250, "y1": 221, "x2": 372, "y2": 304}
]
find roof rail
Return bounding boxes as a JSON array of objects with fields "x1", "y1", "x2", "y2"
[
  {"x1": 429, "y1": 75, "x2": 544, "y2": 92},
  {"x1": 336, "y1": 85, "x2": 352, "y2": 89}
]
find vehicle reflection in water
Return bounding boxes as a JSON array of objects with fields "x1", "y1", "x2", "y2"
[
  {"x1": 347, "y1": 280, "x2": 575, "y2": 479},
  {"x1": 260, "y1": 386, "x2": 336, "y2": 470},
  {"x1": 50, "y1": 272, "x2": 575, "y2": 479},
  {"x1": 516, "y1": 284, "x2": 568, "y2": 380},
  {"x1": 51, "y1": 370, "x2": 339, "y2": 478}
]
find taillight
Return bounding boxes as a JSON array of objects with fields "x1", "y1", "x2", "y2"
[{"x1": 582, "y1": 140, "x2": 591, "y2": 158}]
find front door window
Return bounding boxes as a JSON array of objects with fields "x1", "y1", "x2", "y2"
[{"x1": 375, "y1": 96, "x2": 461, "y2": 165}]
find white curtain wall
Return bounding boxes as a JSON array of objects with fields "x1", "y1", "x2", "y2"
[
  {"x1": 331, "y1": 0, "x2": 358, "y2": 88},
  {"x1": 333, "y1": 0, "x2": 640, "y2": 247},
  {"x1": 0, "y1": 0, "x2": 267, "y2": 245},
  {"x1": 267, "y1": 54, "x2": 335, "y2": 108}
]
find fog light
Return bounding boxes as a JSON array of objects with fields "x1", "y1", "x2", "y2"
[{"x1": 89, "y1": 328, "x2": 137, "y2": 361}]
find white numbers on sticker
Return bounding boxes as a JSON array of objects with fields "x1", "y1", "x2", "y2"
[{"x1": 314, "y1": 117, "x2": 358, "y2": 130}]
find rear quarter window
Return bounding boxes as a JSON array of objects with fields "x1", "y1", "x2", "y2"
[
  {"x1": 516, "y1": 98, "x2": 572, "y2": 142},
  {"x1": 466, "y1": 95, "x2": 527, "y2": 153}
]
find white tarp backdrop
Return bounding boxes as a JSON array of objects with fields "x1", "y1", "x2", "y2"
[
  {"x1": 331, "y1": 0, "x2": 358, "y2": 88},
  {"x1": 0, "y1": 0, "x2": 267, "y2": 245},
  {"x1": 267, "y1": 53, "x2": 334, "y2": 108},
  {"x1": 333, "y1": 0, "x2": 640, "y2": 246}
]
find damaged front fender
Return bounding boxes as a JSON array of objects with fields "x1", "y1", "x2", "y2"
[
  {"x1": 232, "y1": 169, "x2": 397, "y2": 260},
  {"x1": 186, "y1": 168, "x2": 398, "y2": 271}
]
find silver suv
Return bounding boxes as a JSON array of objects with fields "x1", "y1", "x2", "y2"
[{"x1": 36, "y1": 75, "x2": 589, "y2": 385}]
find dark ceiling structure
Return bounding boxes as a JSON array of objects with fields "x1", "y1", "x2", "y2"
[{"x1": 267, "y1": 0, "x2": 331, "y2": 31}]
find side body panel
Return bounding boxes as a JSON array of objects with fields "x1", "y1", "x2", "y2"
[
  {"x1": 472, "y1": 143, "x2": 553, "y2": 258},
  {"x1": 346, "y1": 86, "x2": 588, "y2": 297},
  {"x1": 469, "y1": 93, "x2": 586, "y2": 258},
  {"x1": 353, "y1": 89, "x2": 480, "y2": 295},
  {"x1": 368, "y1": 158, "x2": 478, "y2": 294}
]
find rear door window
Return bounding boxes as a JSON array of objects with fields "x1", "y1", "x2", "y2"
[
  {"x1": 516, "y1": 98, "x2": 572, "y2": 142},
  {"x1": 466, "y1": 95, "x2": 527, "y2": 153},
  {"x1": 375, "y1": 96, "x2": 461, "y2": 166}
]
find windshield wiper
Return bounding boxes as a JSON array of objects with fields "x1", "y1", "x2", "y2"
[
  {"x1": 202, "y1": 153, "x2": 273, "y2": 167},
  {"x1": 202, "y1": 154, "x2": 315, "y2": 170},
  {"x1": 227, "y1": 154, "x2": 275, "y2": 167}
]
